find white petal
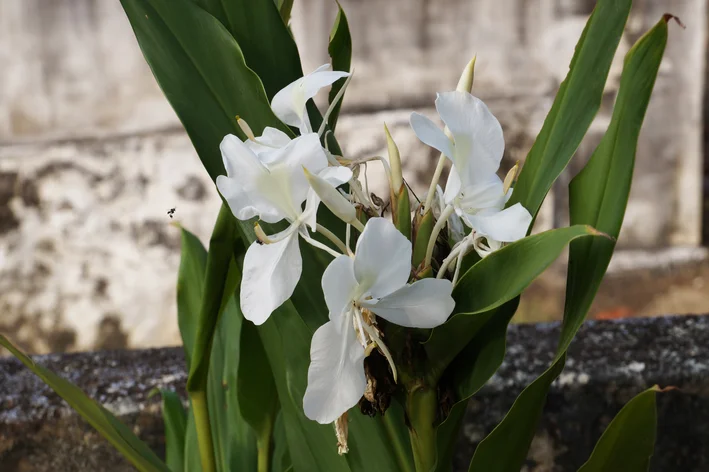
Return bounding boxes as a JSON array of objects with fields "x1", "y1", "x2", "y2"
[
  {"x1": 216, "y1": 175, "x2": 261, "y2": 222},
  {"x1": 456, "y1": 175, "x2": 506, "y2": 213},
  {"x1": 271, "y1": 65, "x2": 349, "y2": 134},
  {"x1": 302, "y1": 69, "x2": 350, "y2": 99},
  {"x1": 354, "y1": 217, "x2": 412, "y2": 299},
  {"x1": 435, "y1": 91, "x2": 504, "y2": 183},
  {"x1": 257, "y1": 134, "x2": 329, "y2": 218},
  {"x1": 240, "y1": 232, "x2": 302, "y2": 325},
  {"x1": 303, "y1": 316, "x2": 366, "y2": 424},
  {"x1": 443, "y1": 165, "x2": 462, "y2": 205},
  {"x1": 322, "y1": 255, "x2": 358, "y2": 318},
  {"x1": 271, "y1": 80, "x2": 304, "y2": 130},
  {"x1": 303, "y1": 166, "x2": 353, "y2": 230},
  {"x1": 245, "y1": 127, "x2": 293, "y2": 156},
  {"x1": 362, "y1": 278, "x2": 455, "y2": 328},
  {"x1": 218, "y1": 135, "x2": 286, "y2": 223},
  {"x1": 410, "y1": 112, "x2": 454, "y2": 160},
  {"x1": 463, "y1": 203, "x2": 532, "y2": 243}
]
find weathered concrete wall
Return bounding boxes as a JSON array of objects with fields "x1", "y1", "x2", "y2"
[
  {"x1": 1, "y1": 315, "x2": 708, "y2": 471},
  {"x1": 0, "y1": 0, "x2": 706, "y2": 352}
]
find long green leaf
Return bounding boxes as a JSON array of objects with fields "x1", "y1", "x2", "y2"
[
  {"x1": 177, "y1": 227, "x2": 208, "y2": 370},
  {"x1": 508, "y1": 0, "x2": 631, "y2": 219},
  {"x1": 578, "y1": 387, "x2": 660, "y2": 472},
  {"x1": 327, "y1": 3, "x2": 352, "y2": 131},
  {"x1": 121, "y1": 0, "x2": 293, "y2": 182},
  {"x1": 466, "y1": 17, "x2": 669, "y2": 472},
  {"x1": 468, "y1": 356, "x2": 566, "y2": 471},
  {"x1": 560, "y1": 16, "x2": 669, "y2": 355},
  {"x1": 177, "y1": 227, "x2": 257, "y2": 472},
  {"x1": 187, "y1": 204, "x2": 242, "y2": 392},
  {"x1": 161, "y1": 390, "x2": 188, "y2": 472},
  {"x1": 0, "y1": 335, "x2": 169, "y2": 472},
  {"x1": 426, "y1": 225, "x2": 601, "y2": 378},
  {"x1": 191, "y1": 0, "x2": 302, "y2": 99},
  {"x1": 237, "y1": 320, "x2": 279, "y2": 465}
]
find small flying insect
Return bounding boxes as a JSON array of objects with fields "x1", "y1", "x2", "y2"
[{"x1": 167, "y1": 207, "x2": 176, "y2": 218}]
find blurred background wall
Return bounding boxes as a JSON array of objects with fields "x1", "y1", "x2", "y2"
[{"x1": 0, "y1": 0, "x2": 707, "y2": 353}]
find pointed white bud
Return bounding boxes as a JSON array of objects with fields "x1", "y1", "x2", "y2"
[
  {"x1": 303, "y1": 167, "x2": 358, "y2": 226},
  {"x1": 455, "y1": 56, "x2": 476, "y2": 94},
  {"x1": 384, "y1": 123, "x2": 403, "y2": 191}
]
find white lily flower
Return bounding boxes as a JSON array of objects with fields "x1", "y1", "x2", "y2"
[
  {"x1": 410, "y1": 91, "x2": 532, "y2": 254},
  {"x1": 271, "y1": 64, "x2": 350, "y2": 136},
  {"x1": 216, "y1": 132, "x2": 351, "y2": 325},
  {"x1": 303, "y1": 218, "x2": 455, "y2": 425}
]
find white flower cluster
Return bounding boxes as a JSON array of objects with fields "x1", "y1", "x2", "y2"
[{"x1": 216, "y1": 64, "x2": 531, "y2": 441}]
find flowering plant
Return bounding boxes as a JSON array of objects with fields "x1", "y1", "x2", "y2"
[{"x1": 0, "y1": 1, "x2": 676, "y2": 471}]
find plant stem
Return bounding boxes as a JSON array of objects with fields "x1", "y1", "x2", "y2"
[
  {"x1": 256, "y1": 417, "x2": 274, "y2": 472},
  {"x1": 407, "y1": 386, "x2": 438, "y2": 472},
  {"x1": 424, "y1": 205, "x2": 455, "y2": 269},
  {"x1": 191, "y1": 391, "x2": 216, "y2": 472}
]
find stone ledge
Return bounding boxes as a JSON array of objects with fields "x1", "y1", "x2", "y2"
[{"x1": 1, "y1": 315, "x2": 708, "y2": 471}]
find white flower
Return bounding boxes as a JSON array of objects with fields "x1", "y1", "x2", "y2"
[
  {"x1": 410, "y1": 91, "x2": 532, "y2": 253},
  {"x1": 216, "y1": 131, "x2": 351, "y2": 325},
  {"x1": 303, "y1": 218, "x2": 455, "y2": 424},
  {"x1": 271, "y1": 64, "x2": 350, "y2": 135}
]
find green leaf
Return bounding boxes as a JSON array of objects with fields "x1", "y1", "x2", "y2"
[
  {"x1": 508, "y1": 0, "x2": 631, "y2": 220},
  {"x1": 278, "y1": 0, "x2": 295, "y2": 25},
  {"x1": 191, "y1": 0, "x2": 303, "y2": 99},
  {"x1": 432, "y1": 298, "x2": 519, "y2": 472},
  {"x1": 578, "y1": 387, "x2": 660, "y2": 472},
  {"x1": 238, "y1": 320, "x2": 279, "y2": 463},
  {"x1": 465, "y1": 17, "x2": 669, "y2": 472},
  {"x1": 160, "y1": 390, "x2": 188, "y2": 472},
  {"x1": 211, "y1": 287, "x2": 259, "y2": 472},
  {"x1": 561, "y1": 15, "x2": 669, "y2": 355},
  {"x1": 426, "y1": 225, "x2": 601, "y2": 378},
  {"x1": 187, "y1": 204, "x2": 242, "y2": 392},
  {"x1": 121, "y1": 0, "x2": 293, "y2": 182},
  {"x1": 468, "y1": 356, "x2": 566, "y2": 471},
  {"x1": 327, "y1": 3, "x2": 352, "y2": 130},
  {"x1": 177, "y1": 227, "x2": 257, "y2": 472},
  {"x1": 0, "y1": 335, "x2": 169, "y2": 472},
  {"x1": 177, "y1": 227, "x2": 208, "y2": 370}
]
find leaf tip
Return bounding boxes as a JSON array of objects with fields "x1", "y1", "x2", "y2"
[
  {"x1": 662, "y1": 14, "x2": 685, "y2": 29},
  {"x1": 651, "y1": 384, "x2": 680, "y2": 393}
]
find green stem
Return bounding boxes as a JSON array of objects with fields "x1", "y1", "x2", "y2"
[
  {"x1": 407, "y1": 386, "x2": 439, "y2": 472},
  {"x1": 256, "y1": 417, "x2": 274, "y2": 472},
  {"x1": 382, "y1": 410, "x2": 415, "y2": 472},
  {"x1": 191, "y1": 391, "x2": 216, "y2": 472}
]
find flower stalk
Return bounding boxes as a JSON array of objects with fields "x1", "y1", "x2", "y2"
[{"x1": 407, "y1": 385, "x2": 439, "y2": 472}]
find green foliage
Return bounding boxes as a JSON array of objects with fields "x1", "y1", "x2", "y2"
[
  {"x1": 160, "y1": 390, "x2": 188, "y2": 472},
  {"x1": 327, "y1": 3, "x2": 352, "y2": 130},
  {"x1": 578, "y1": 387, "x2": 661, "y2": 472},
  {"x1": 0, "y1": 335, "x2": 169, "y2": 472},
  {"x1": 120, "y1": 0, "x2": 293, "y2": 182},
  {"x1": 561, "y1": 15, "x2": 669, "y2": 354},
  {"x1": 462, "y1": 13, "x2": 669, "y2": 472},
  {"x1": 508, "y1": 0, "x2": 631, "y2": 220}
]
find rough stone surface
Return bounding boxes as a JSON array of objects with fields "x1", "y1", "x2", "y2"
[
  {"x1": 0, "y1": 347, "x2": 185, "y2": 472},
  {"x1": 1, "y1": 315, "x2": 708, "y2": 471}
]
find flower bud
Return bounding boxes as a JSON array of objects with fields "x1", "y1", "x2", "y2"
[
  {"x1": 384, "y1": 123, "x2": 403, "y2": 191},
  {"x1": 303, "y1": 167, "x2": 358, "y2": 226},
  {"x1": 236, "y1": 116, "x2": 256, "y2": 141},
  {"x1": 455, "y1": 56, "x2": 476, "y2": 94}
]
